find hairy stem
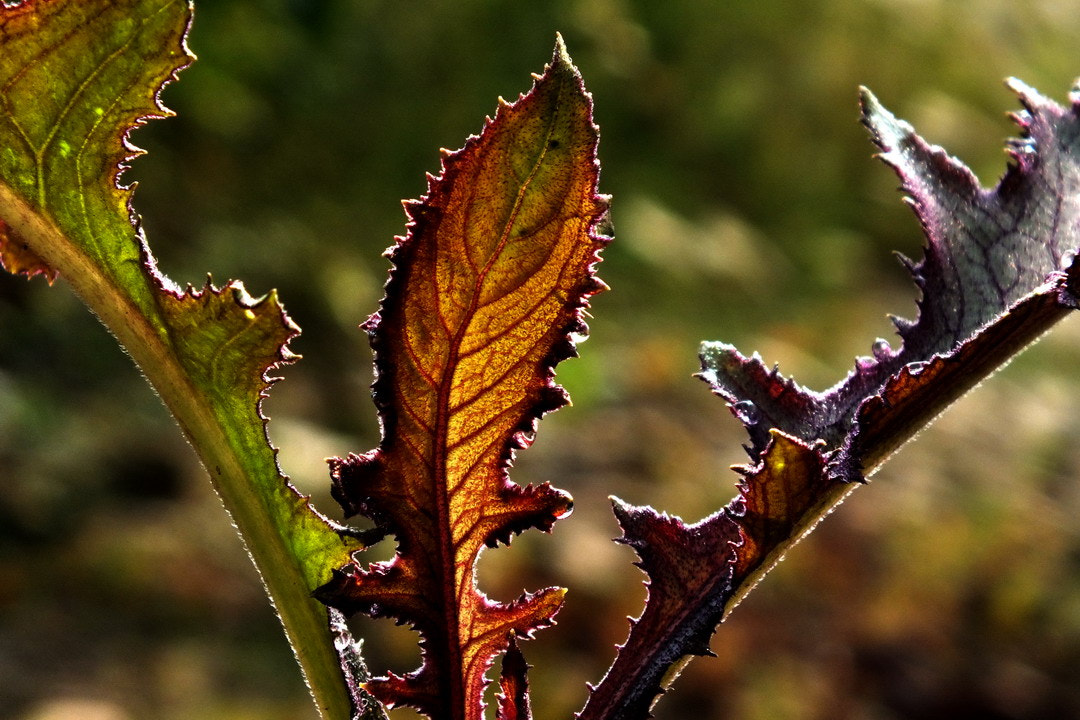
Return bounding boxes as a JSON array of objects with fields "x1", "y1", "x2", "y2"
[{"x1": 0, "y1": 180, "x2": 365, "y2": 720}]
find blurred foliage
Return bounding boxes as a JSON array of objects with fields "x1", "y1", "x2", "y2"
[{"x1": 2, "y1": 0, "x2": 1080, "y2": 718}]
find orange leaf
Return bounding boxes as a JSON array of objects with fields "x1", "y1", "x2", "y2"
[
  {"x1": 317, "y1": 37, "x2": 609, "y2": 720},
  {"x1": 0, "y1": 217, "x2": 56, "y2": 283},
  {"x1": 729, "y1": 429, "x2": 838, "y2": 584}
]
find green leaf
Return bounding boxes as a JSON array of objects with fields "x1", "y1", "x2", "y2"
[
  {"x1": 0, "y1": 0, "x2": 187, "y2": 316},
  {"x1": 0, "y1": 3, "x2": 372, "y2": 717}
]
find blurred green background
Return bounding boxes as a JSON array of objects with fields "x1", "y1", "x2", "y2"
[{"x1": 3, "y1": 0, "x2": 1080, "y2": 718}]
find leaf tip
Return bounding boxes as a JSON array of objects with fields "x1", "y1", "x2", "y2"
[
  {"x1": 547, "y1": 31, "x2": 584, "y2": 86},
  {"x1": 553, "y1": 31, "x2": 570, "y2": 62},
  {"x1": 1005, "y1": 76, "x2": 1046, "y2": 110},
  {"x1": 859, "y1": 85, "x2": 911, "y2": 153},
  {"x1": 608, "y1": 495, "x2": 635, "y2": 525},
  {"x1": 856, "y1": 84, "x2": 877, "y2": 111}
]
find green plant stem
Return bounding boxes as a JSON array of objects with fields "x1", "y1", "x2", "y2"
[{"x1": 0, "y1": 181, "x2": 356, "y2": 720}]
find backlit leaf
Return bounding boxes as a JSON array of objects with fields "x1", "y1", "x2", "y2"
[
  {"x1": 0, "y1": 3, "x2": 367, "y2": 717},
  {"x1": 316, "y1": 37, "x2": 609, "y2": 720},
  {"x1": 586, "y1": 81, "x2": 1080, "y2": 719},
  {"x1": 0, "y1": 0, "x2": 187, "y2": 316}
]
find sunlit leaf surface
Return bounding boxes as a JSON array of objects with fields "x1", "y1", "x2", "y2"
[
  {"x1": 0, "y1": 4, "x2": 367, "y2": 717},
  {"x1": 585, "y1": 81, "x2": 1080, "y2": 720},
  {"x1": 317, "y1": 37, "x2": 609, "y2": 720}
]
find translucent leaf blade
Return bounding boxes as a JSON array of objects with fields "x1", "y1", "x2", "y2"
[
  {"x1": 318, "y1": 37, "x2": 609, "y2": 720},
  {"x1": 0, "y1": 4, "x2": 368, "y2": 717},
  {"x1": 0, "y1": 0, "x2": 189, "y2": 315}
]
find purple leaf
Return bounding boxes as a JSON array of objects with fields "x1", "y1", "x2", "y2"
[
  {"x1": 703, "y1": 80, "x2": 1080, "y2": 479},
  {"x1": 586, "y1": 80, "x2": 1080, "y2": 720}
]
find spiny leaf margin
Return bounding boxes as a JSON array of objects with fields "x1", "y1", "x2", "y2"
[
  {"x1": 317, "y1": 36, "x2": 610, "y2": 720},
  {"x1": 583, "y1": 80, "x2": 1080, "y2": 720},
  {"x1": 0, "y1": 3, "x2": 369, "y2": 718}
]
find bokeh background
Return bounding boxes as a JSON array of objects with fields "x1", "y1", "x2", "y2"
[{"x1": 3, "y1": 0, "x2": 1080, "y2": 718}]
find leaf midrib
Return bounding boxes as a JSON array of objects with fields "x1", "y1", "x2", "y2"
[{"x1": 428, "y1": 73, "x2": 566, "y2": 720}]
